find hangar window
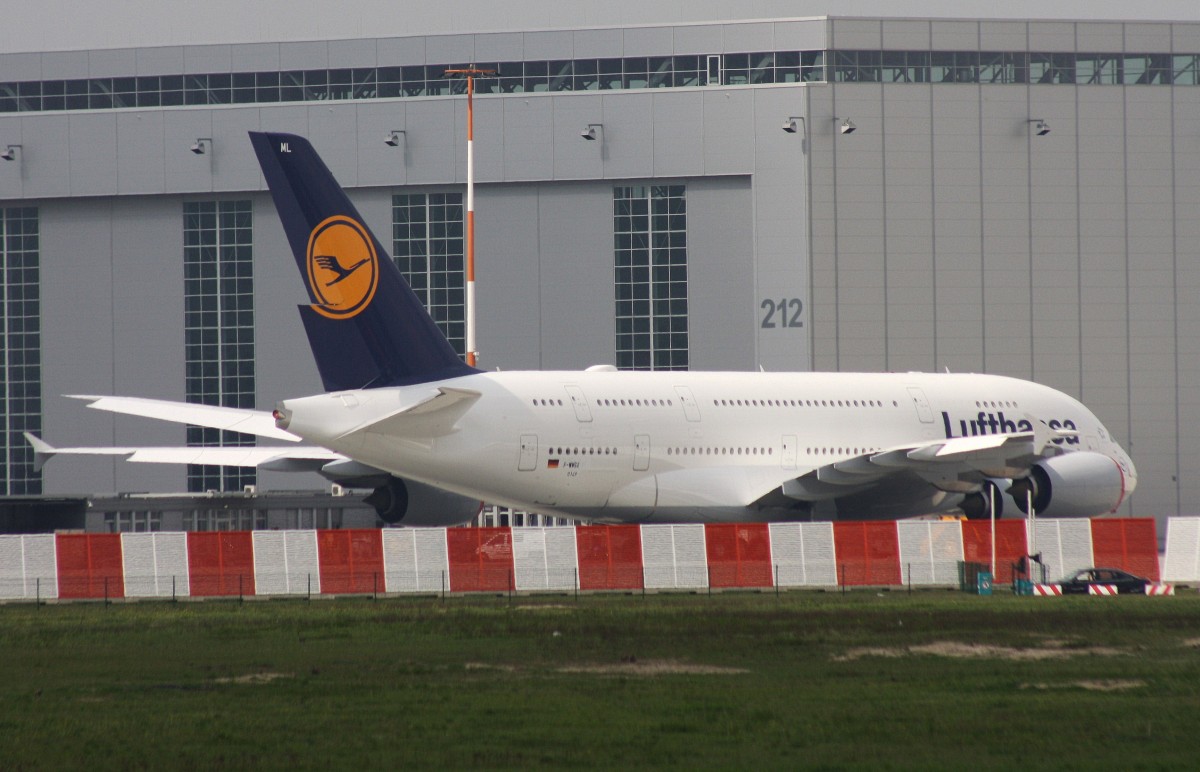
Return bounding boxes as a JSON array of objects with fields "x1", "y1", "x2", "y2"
[
  {"x1": 614, "y1": 185, "x2": 688, "y2": 371},
  {"x1": 103, "y1": 511, "x2": 162, "y2": 533},
  {"x1": 186, "y1": 507, "x2": 267, "y2": 532},
  {"x1": 393, "y1": 192, "x2": 466, "y2": 358},
  {"x1": 183, "y1": 200, "x2": 256, "y2": 494},
  {"x1": 0, "y1": 206, "x2": 41, "y2": 495},
  {"x1": 6, "y1": 50, "x2": 1200, "y2": 117}
]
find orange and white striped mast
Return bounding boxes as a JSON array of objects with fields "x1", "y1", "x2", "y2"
[{"x1": 445, "y1": 66, "x2": 494, "y2": 368}]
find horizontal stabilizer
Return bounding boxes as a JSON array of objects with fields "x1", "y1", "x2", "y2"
[
  {"x1": 117, "y1": 447, "x2": 340, "y2": 466},
  {"x1": 24, "y1": 433, "x2": 340, "y2": 469},
  {"x1": 340, "y1": 386, "x2": 482, "y2": 440},
  {"x1": 69, "y1": 395, "x2": 300, "y2": 442}
]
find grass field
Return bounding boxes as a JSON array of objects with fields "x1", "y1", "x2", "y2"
[{"x1": 2, "y1": 590, "x2": 1199, "y2": 770}]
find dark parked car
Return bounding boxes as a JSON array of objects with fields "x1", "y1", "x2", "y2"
[{"x1": 1058, "y1": 567, "x2": 1150, "y2": 595}]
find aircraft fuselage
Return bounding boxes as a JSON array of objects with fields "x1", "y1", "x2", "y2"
[{"x1": 276, "y1": 369, "x2": 1135, "y2": 523}]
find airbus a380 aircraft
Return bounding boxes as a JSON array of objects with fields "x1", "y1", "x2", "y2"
[{"x1": 28, "y1": 132, "x2": 1137, "y2": 527}]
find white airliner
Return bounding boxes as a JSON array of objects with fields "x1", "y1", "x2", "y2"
[{"x1": 28, "y1": 132, "x2": 1137, "y2": 527}]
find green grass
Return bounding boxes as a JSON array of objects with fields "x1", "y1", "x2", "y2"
[{"x1": 2, "y1": 591, "x2": 1199, "y2": 770}]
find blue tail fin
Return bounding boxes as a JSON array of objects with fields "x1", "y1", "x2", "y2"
[{"x1": 249, "y1": 131, "x2": 478, "y2": 391}]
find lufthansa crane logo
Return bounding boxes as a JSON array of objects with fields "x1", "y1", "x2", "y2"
[{"x1": 305, "y1": 215, "x2": 379, "y2": 319}]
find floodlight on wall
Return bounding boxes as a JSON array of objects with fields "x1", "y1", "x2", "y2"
[
  {"x1": 580, "y1": 123, "x2": 602, "y2": 141},
  {"x1": 190, "y1": 138, "x2": 211, "y2": 155},
  {"x1": 837, "y1": 118, "x2": 856, "y2": 135},
  {"x1": 782, "y1": 117, "x2": 806, "y2": 135},
  {"x1": 1029, "y1": 119, "x2": 1050, "y2": 136},
  {"x1": 0, "y1": 144, "x2": 19, "y2": 161},
  {"x1": 385, "y1": 129, "x2": 405, "y2": 147}
]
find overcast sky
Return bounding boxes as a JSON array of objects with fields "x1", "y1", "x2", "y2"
[{"x1": 3, "y1": 0, "x2": 1200, "y2": 54}]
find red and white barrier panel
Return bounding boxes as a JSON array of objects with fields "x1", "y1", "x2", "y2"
[
  {"x1": 1033, "y1": 584, "x2": 1062, "y2": 596},
  {"x1": 1088, "y1": 584, "x2": 1119, "y2": 596},
  {"x1": 1145, "y1": 584, "x2": 1175, "y2": 596},
  {"x1": 0, "y1": 518, "x2": 1167, "y2": 601}
]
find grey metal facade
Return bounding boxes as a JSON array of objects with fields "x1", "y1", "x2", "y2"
[{"x1": 1, "y1": 17, "x2": 1198, "y2": 534}]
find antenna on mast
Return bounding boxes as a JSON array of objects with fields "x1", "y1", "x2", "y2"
[{"x1": 445, "y1": 65, "x2": 497, "y2": 368}]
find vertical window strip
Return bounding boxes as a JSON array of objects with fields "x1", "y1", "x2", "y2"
[
  {"x1": 0, "y1": 206, "x2": 41, "y2": 495},
  {"x1": 391, "y1": 192, "x2": 466, "y2": 357},
  {"x1": 614, "y1": 185, "x2": 688, "y2": 371},
  {"x1": 183, "y1": 200, "x2": 255, "y2": 492}
]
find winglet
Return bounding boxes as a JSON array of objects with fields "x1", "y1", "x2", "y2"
[{"x1": 24, "y1": 432, "x2": 55, "y2": 472}]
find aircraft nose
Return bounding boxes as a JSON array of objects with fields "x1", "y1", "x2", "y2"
[{"x1": 1119, "y1": 448, "x2": 1137, "y2": 494}]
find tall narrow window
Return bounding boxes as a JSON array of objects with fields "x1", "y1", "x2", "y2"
[
  {"x1": 1, "y1": 207, "x2": 41, "y2": 494},
  {"x1": 183, "y1": 201, "x2": 255, "y2": 492},
  {"x1": 614, "y1": 185, "x2": 688, "y2": 370},
  {"x1": 392, "y1": 192, "x2": 466, "y2": 356}
]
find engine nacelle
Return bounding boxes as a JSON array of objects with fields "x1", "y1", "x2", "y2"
[
  {"x1": 959, "y1": 480, "x2": 1005, "y2": 520},
  {"x1": 1007, "y1": 452, "x2": 1127, "y2": 518},
  {"x1": 364, "y1": 477, "x2": 483, "y2": 526}
]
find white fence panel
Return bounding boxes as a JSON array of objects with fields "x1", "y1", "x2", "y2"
[
  {"x1": 1031, "y1": 519, "x2": 1093, "y2": 582},
  {"x1": 769, "y1": 523, "x2": 837, "y2": 587},
  {"x1": 253, "y1": 530, "x2": 320, "y2": 595},
  {"x1": 671, "y1": 524, "x2": 708, "y2": 588},
  {"x1": 382, "y1": 528, "x2": 449, "y2": 593},
  {"x1": 640, "y1": 524, "x2": 709, "y2": 589},
  {"x1": 512, "y1": 527, "x2": 578, "y2": 592},
  {"x1": 898, "y1": 521, "x2": 964, "y2": 586},
  {"x1": 544, "y1": 527, "x2": 579, "y2": 590},
  {"x1": 640, "y1": 525, "x2": 676, "y2": 589},
  {"x1": 1163, "y1": 517, "x2": 1200, "y2": 582},
  {"x1": 0, "y1": 534, "x2": 57, "y2": 600},
  {"x1": 121, "y1": 532, "x2": 190, "y2": 598}
]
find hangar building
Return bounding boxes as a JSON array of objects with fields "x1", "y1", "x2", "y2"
[{"x1": 1, "y1": 10, "x2": 1198, "y2": 533}]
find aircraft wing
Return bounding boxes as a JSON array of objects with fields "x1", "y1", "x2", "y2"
[
  {"x1": 68, "y1": 395, "x2": 300, "y2": 442},
  {"x1": 25, "y1": 433, "x2": 341, "y2": 472},
  {"x1": 780, "y1": 427, "x2": 1067, "y2": 502}
]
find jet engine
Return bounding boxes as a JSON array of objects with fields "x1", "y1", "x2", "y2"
[
  {"x1": 1006, "y1": 452, "x2": 1127, "y2": 518},
  {"x1": 364, "y1": 476, "x2": 483, "y2": 526},
  {"x1": 959, "y1": 452, "x2": 1127, "y2": 520},
  {"x1": 959, "y1": 480, "x2": 1005, "y2": 520}
]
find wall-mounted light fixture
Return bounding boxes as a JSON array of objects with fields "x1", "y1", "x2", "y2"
[
  {"x1": 580, "y1": 123, "x2": 602, "y2": 141},
  {"x1": 190, "y1": 138, "x2": 211, "y2": 155},
  {"x1": 781, "y1": 117, "x2": 806, "y2": 135},
  {"x1": 837, "y1": 118, "x2": 856, "y2": 135},
  {"x1": 0, "y1": 144, "x2": 19, "y2": 161},
  {"x1": 1029, "y1": 118, "x2": 1050, "y2": 136},
  {"x1": 384, "y1": 129, "x2": 406, "y2": 147}
]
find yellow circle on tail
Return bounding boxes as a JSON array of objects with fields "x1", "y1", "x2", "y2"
[{"x1": 305, "y1": 215, "x2": 379, "y2": 319}]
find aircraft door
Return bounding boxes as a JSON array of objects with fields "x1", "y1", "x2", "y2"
[
  {"x1": 906, "y1": 387, "x2": 935, "y2": 423},
  {"x1": 633, "y1": 434, "x2": 651, "y2": 471},
  {"x1": 781, "y1": 435, "x2": 797, "y2": 470},
  {"x1": 564, "y1": 385, "x2": 593, "y2": 422},
  {"x1": 518, "y1": 434, "x2": 538, "y2": 471},
  {"x1": 674, "y1": 386, "x2": 701, "y2": 422}
]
